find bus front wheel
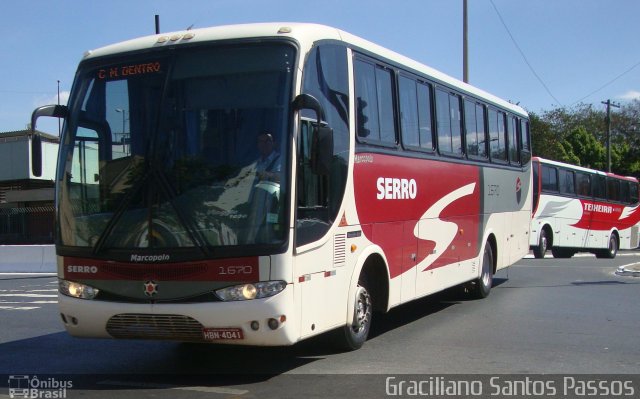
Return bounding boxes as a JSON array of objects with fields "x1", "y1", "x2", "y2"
[
  {"x1": 596, "y1": 234, "x2": 618, "y2": 259},
  {"x1": 340, "y1": 277, "x2": 372, "y2": 351}
]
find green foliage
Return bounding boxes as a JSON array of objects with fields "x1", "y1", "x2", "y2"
[{"x1": 529, "y1": 100, "x2": 640, "y2": 177}]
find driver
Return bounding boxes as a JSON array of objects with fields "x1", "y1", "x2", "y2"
[{"x1": 255, "y1": 131, "x2": 281, "y2": 183}]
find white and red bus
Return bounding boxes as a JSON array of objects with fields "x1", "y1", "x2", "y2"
[
  {"x1": 32, "y1": 23, "x2": 531, "y2": 350},
  {"x1": 530, "y1": 157, "x2": 640, "y2": 259}
]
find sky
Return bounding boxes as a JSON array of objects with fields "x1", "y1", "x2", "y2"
[{"x1": 1, "y1": 0, "x2": 639, "y2": 135}]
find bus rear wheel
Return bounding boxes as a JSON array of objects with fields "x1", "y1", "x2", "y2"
[
  {"x1": 340, "y1": 277, "x2": 372, "y2": 351},
  {"x1": 469, "y1": 243, "x2": 494, "y2": 299},
  {"x1": 533, "y1": 229, "x2": 548, "y2": 259}
]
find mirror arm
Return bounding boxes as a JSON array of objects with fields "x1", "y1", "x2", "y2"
[{"x1": 31, "y1": 104, "x2": 68, "y2": 133}]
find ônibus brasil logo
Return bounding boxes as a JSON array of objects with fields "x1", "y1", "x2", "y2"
[{"x1": 8, "y1": 375, "x2": 72, "y2": 398}]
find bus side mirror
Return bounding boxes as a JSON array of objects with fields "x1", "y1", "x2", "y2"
[
  {"x1": 31, "y1": 104, "x2": 68, "y2": 131},
  {"x1": 31, "y1": 134, "x2": 42, "y2": 177},
  {"x1": 30, "y1": 105, "x2": 68, "y2": 177},
  {"x1": 292, "y1": 94, "x2": 334, "y2": 175}
]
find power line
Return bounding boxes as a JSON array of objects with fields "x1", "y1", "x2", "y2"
[
  {"x1": 571, "y1": 60, "x2": 640, "y2": 106},
  {"x1": 489, "y1": 0, "x2": 564, "y2": 107},
  {"x1": 0, "y1": 89, "x2": 54, "y2": 95}
]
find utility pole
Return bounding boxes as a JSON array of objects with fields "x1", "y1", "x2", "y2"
[
  {"x1": 601, "y1": 99, "x2": 620, "y2": 172},
  {"x1": 463, "y1": 0, "x2": 469, "y2": 83}
]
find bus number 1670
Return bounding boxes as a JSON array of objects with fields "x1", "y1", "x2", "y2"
[{"x1": 218, "y1": 265, "x2": 253, "y2": 275}]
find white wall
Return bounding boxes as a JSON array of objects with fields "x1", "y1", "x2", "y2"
[{"x1": 0, "y1": 245, "x2": 56, "y2": 273}]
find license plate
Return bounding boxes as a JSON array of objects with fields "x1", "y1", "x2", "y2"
[{"x1": 202, "y1": 328, "x2": 244, "y2": 341}]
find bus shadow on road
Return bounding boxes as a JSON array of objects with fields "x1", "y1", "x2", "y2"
[
  {"x1": 0, "y1": 280, "x2": 508, "y2": 383},
  {"x1": 366, "y1": 277, "x2": 509, "y2": 341}
]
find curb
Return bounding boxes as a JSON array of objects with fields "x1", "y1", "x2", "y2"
[{"x1": 615, "y1": 263, "x2": 640, "y2": 277}]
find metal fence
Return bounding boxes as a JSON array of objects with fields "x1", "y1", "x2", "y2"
[{"x1": 0, "y1": 206, "x2": 54, "y2": 244}]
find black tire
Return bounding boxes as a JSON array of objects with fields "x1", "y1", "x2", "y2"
[
  {"x1": 596, "y1": 234, "x2": 618, "y2": 259},
  {"x1": 533, "y1": 230, "x2": 548, "y2": 259},
  {"x1": 469, "y1": 243, "x2": 494, "y2": 299},
  {"x1": 340, "y1": 277, "x2": 373, "y2": 351}
]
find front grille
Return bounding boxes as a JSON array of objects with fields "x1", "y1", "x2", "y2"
[
  {"x1": 100, "y1": 263, "x2": 208, "y2": 280},
  {"x1": 97, "y1": 290, "x2": 220, "y2": 304},
  {"x1": 106, "y1": 313, "x2": 204, "y2": 341}
]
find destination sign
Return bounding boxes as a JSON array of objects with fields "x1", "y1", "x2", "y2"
[{"x1": 97, "y1": 61, "x2": 162, "y2": 80}]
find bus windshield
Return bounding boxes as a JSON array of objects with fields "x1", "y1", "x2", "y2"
[{"x1": 57, "y1": 42, "x2": 295, "y2": 252}]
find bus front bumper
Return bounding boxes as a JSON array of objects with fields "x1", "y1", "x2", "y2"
[{"x1": 57, "y1": 284, "x2": 298, "y2": 346}]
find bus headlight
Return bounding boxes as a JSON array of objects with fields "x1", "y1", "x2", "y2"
[
  {"x1": 59, "y1": 279, "x2": 100, "y2": 300},
  {"x1": 215, "y1": 281, "x2": 286, "y2": 301}
]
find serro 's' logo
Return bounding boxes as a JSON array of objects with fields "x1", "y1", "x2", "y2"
[
  {"x1": 516, "y1": 177, "x2": 522, "y2": 204},
  {"x1": 130, "y1": 254, "x2": 170, "y2": 262}
]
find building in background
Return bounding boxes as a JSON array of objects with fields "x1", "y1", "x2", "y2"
[{"x1": 0, "y1": 129, "x2": 58, "y2": 244}]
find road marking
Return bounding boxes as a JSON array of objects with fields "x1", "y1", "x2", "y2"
[
  {"x1": 0, "y1": 306, "x2": 40, "y2": 310},
  {"x1": 0, "y1": 287, "x2": 58, "y2": 310},
  {"x1": 98, "y1": 380, "x2": 249, "y2": 395},
  {"x1": 523, "y1": 252, "x2": 640, "y2": 259},
  {"x1": 513, "y1": 264, "x2": 616, "y2": 268}
]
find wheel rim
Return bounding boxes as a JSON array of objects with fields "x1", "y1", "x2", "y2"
[
  {"x1": 481, "y1": 247, "x2": 493, "y2": 288},
  {"x1": 609, "y1": 236, "x2": 617, "y2": 256},
  {"x1": 540, "y1": 235, "x2": 547, "y2": 254},
  {"x1": 352, "y1": 286, "x2": 372, "y2": 334}
]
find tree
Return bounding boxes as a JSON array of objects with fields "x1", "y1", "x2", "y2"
[
  {"x1": 561, "y1": 126, "x2": 605, "y2": 169},
  {"x1": 529, "y1": 101, "x2": 640, "y2": 178},
  {"x1": 529, "y1": 112, "x2": 565, "y2": 160}
]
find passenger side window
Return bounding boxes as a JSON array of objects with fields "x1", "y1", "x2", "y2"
[
  {"x1": 464, "y1": 100, "x2": 487, "y2": 159},
  {"x1": 399, "y1": 75, "x2": 434, "y2": 151},
  {"x1": 488, "y1": 108, "x2": 507, "y2": 162},
  {"x1": 435, "y1": 88, "x2": 463, "y2": 155},
  {"x1": 592, "y1": 175, "x2": 606, "y2": 199},
  {"x1": 355, "y1": 58, "x2": 396, "y2": 145},
  {"x1": 631, "y1": 183, "x2": 639, "y2": 204},
  {"x1": 575, "y1": 172, "x2": 591, "y2": 197},
  {"x1": 508, "y1": 115, "x2": 519, "y2": 165},
  {"x1": 607, "y1": 178, "x2": 620, "y2": 202},
  {"x1": 559, "y1": 169, "x2": 575, "y2": 195},
  {"x1": 520, "y1": 119, "x2": 530, "y2": 152},
  {"x1": 620, "y1": 181, "x2": 631, "y2": 204},
  {"x1": 541, "y1": 165, "x2": 558, "y2": 192}
]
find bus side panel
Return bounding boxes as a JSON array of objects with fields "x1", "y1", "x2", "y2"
[
  {"x1": 480, "y1": 165, "x2": 532, "y2": 268},
  {"x1": 353, "y1": 153, "x2": 483, "y2": 302}
]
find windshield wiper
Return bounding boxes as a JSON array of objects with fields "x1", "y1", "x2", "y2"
[
  {"x1": 92, "y1": 165, "x2": 151, "y2": 256},
  {"x1": 148, "y1": 162, "x2": 212, "y2": 256}
]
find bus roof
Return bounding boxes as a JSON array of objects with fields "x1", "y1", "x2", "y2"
[
  {"x1": 83, "y1": 22, "x2": 528, "y2": 117},
  {"x1": 533, "y1": 156, "x2": 638, "y2": 182}
]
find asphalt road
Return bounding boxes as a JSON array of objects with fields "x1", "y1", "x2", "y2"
[{"x1": 1, "y1": 252, "x2": 639, "y2": 398}]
